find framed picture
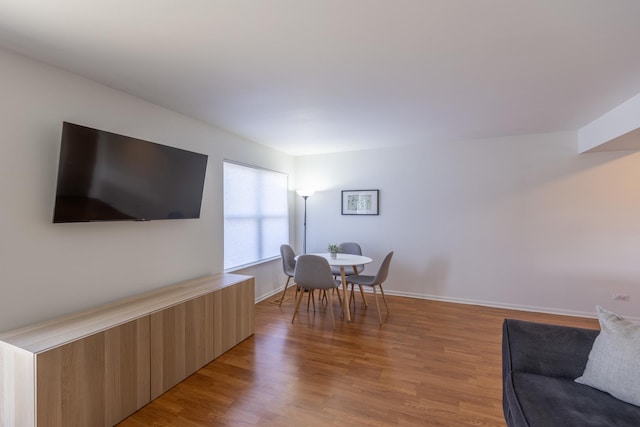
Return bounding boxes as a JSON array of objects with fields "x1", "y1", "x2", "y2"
[{"x1": 341, "y1": 190, "x2": 379, "y2": 215}]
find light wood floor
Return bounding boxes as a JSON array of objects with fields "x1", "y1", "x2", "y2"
[{"x1": 118, "y1": 293, "x2": 599, "y2": 426}]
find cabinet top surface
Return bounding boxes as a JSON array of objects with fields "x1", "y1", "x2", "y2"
[{"x1": 0, "y1": 273, "x2": 254, "y2": 354}]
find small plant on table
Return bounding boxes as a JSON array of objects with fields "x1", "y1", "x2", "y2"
[{"x1": 328, "y1": 244, "x2": 341, "y2": 258}]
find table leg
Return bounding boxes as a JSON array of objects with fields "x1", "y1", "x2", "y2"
[{"x1": 340, "y1": 267, "x2": 351, "y2": 322}]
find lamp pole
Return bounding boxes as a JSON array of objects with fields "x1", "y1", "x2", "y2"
[
  {"x1": 296, "y1": 189, "x2": 314, "y2": 254},
  {"x1": 302, "y1": 195, "x2": 309, "y2": 254}
]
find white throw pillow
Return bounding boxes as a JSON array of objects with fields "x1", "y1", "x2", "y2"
[{"x1": 575, "y1": 305, "x2": 640, "y2": 407}]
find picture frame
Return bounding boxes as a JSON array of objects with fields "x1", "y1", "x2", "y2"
[{"x1": 341, "y1": 190, "x2": 379, "y2": 215}]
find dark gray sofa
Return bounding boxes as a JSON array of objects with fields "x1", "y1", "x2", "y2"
[{"x1": 502, "y1": 319, "x2": 640, "y2": 427}]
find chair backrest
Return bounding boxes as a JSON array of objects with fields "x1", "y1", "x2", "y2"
[
  {"x1": 338, "y1": 242, "x2": 362, "y2": 256},
  {"x1": 338, "y1": 242, "x2": 365, "y2": 273},
  {"x1": 280, "y1": 244, "x2": 296, "y2": 277},
  {"x1": 372, "y1": 251, "x2": 394, "y2": 284},
  {"x1": 294, "y1": 255, "x2": 338, "y2": 290}
]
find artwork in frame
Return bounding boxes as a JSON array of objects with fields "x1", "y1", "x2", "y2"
[{"x1": 341, "y1": 190, "x2": 379, "y2": 215}]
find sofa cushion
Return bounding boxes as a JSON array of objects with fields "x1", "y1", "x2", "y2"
[
  {"x1": 575, "y1": 306, "x2": 640, "y2": 407},
  {"x1": 512, "y1": 372, "x2": 640, "y2": 427},
  {"x1": 502, "y1": 319, "x2": 597, "y2": 379}
]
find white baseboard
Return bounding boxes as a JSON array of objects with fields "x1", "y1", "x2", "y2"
[
  {"x1": 383, "y1": 290, "x2": 640, "y2": 323},
  {"x1": 384, "y1": 290, "x2": 596, "y2": 318},
  {"x1": 258, "y1": 286, "x2": 640, "y2": 323},
  {"x1": 255, "y1": 286, "x2": 288, "y2": 303}
]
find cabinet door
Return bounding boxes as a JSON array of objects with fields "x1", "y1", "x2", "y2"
[
  {"x1": 149, "y1": 294, "x2": 214, "y2": 399},
  {"x1": 214, "y1": 278, "x2": 255, "y2": 357},
  {"x1": 36, "y1": 317, "x2": 150, "y2": 427},
  {"x1": 104, "y1": 317, "x2": 151, "y2": 425}
]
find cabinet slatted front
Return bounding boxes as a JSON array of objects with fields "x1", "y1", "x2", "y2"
[{"x1": 0, "y1": 273, "x2": 255, "y2": 427}]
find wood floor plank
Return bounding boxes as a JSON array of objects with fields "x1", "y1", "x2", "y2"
[{"x1": 118, "y1": 296, "x2": 598, "y2": 426}]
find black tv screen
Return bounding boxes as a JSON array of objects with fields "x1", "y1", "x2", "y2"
[{"x1": 53, "y1": 122, "x2": 208, "y2": 223}]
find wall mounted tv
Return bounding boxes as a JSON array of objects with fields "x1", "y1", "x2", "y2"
[{"x1": 53, "y1": 122, "x2": 208, "y2": 223}]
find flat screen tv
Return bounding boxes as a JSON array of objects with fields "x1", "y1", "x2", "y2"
[{"x1": 53, "y1": 122, "x2": 208, "y2": 223}]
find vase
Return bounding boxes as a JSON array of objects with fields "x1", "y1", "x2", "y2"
[{"x1": 330, "y1": 252, "x2": 337, "y2": 259}]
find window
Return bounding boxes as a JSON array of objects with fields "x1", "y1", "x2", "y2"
[{"x1": 223, "y1": 161, "x2": 289, "y2": 269}]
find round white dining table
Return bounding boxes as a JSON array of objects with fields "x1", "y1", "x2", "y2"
[{"x1": 302, "y1": 253, "x2": 373, "y2": 322}]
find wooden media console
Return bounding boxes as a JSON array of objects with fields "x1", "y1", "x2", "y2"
[{"x1": 0, "y1": 273, "x2": 255, "y2": 426}]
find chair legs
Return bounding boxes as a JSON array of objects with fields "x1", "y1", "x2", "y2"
[
  {"x1": 307, "y1": 289, "x2": 316, "y2": 312},
  {"x1": 378, "y1": 284, "x2": 390, "y2": 314},
  {"x1": 347, "y1": 284, "x2": 370, "y2": 312},
  {"x1": 348, "y1": 284, "x2": 357, "y2": 312},
  {"x1": 320, "y1": 289, "x2": 342, "y2": 308},
  {"x1": 291, "y1": 285, "x2": 306, "y2": 324},
  {"x1": 339, "y1": 278, "x2": 368, "y2": 309},
  {"x1": 291, "y1": 287, "x2": 342, "y2": 329},
  {"x1": 371, "y1": 286, "x2": 383, "y2": 324},
  {"x1": 335, "y1": 288, "x2": 343, "y2": 308},
  {"x1": 371, "y1": 285, "x2": 390, "y2": 324},
  {"x1": 278, "y1": 276, "x2": 295, "y2": 307},
  {"x1": 347, "y1": 284, "x2": 389, "y2": 324},
  {"x1": 358, "y1": 285, "x2": 368, "y2": 307}
]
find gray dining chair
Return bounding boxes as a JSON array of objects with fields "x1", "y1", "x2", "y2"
[
  {"x1": 331, "y1": 242, "x2": 367, "y2": 308},
  {"x1": 278, "y1": 244, "x2": 297, "y2": 307},
  {"x1": 291, "y1": 255, "x2": 343, "y2": 329},
  {"x1": 346, "y1": 251, "x2": 393, "y2": 324}
]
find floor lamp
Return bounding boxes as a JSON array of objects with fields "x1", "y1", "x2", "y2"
[{"x1": 296, "y1": 189, "x2": 314, "y2": 254}]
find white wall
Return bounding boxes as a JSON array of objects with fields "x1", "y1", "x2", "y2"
[
  {"x1": 3, "y1": 45, "x2": 638, "y2": 332},
  {"x1": 0, "y1": 47, "x2": 294, "y2": 331},
  {"x1": 296, "y1": 132, "x2": 640, "y2": 320}
]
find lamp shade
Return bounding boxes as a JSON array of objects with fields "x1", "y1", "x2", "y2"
[{"x1": 296, "y1": 189, "x2": 315, "y2": 198}]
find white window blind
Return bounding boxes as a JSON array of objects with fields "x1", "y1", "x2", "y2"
[{"x1": 223, "y1": 161, "x2": 289, "y2": 269}]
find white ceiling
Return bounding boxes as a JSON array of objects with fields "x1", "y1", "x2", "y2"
[{"x1": 1, "y1": 1, "x2": 640, "y2": 156}]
